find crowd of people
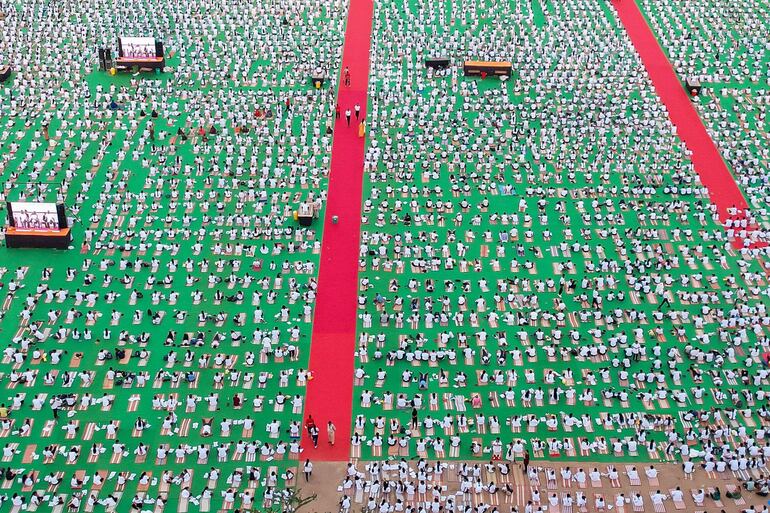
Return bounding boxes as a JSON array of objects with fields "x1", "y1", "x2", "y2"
[
  {"x1": 638, "y1": 0, "x2": 770, "y2": 241},
  {"x1": 0, "y1": 0, "x2": 768, "y2": 509},
  {"x1": 352, "y1": 0, "x2": 770, "y2": 481},
  {"x1": 0, "y1": 0, "x2": 345, "y2": 510},
  {"x1": 336, "y1": 458, "x2": 770, "y2": 513}
]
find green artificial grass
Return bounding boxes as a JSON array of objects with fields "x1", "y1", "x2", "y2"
[
  {"x1": 0, "y1": 0, "x2": 345, "y2": 509},
  {"x1": 636, "y1": 0, "x2": 770, "y2": 227},
  {"x1": 351, "y1": 0, "x2": 770, "y2": 463}
]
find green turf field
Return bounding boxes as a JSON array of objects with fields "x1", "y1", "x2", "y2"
[
  {"x1": 351, "y1": 0, "x2": 770, "y2": 463},
  {"x1": 637, "y1": 0, "x2": 770, "y2": 231},
  {"x1": 1, "y1": 0, "x2": 770, "y2": 509},
  {"x1": 0, "y1": 0, "x2": 345, "y2": 509}
]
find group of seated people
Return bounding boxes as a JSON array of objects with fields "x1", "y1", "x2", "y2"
[
  {"x1": 1, "y1": 0, "x2": 770, "y2": 508},
  {"x1": 639, "y1": 0, "x2": 770, "y2": 238},
  {"x1": 0, "y1": 0, "x2": 347, "y2": 509},
  {"x1": 348, "y1": 0, "x2": 770, "y2": 502},
  {"x1": 337, "y1": 458, "x2": 763, "y2": 513}
]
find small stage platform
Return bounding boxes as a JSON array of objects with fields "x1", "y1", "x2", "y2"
[
  {"x1": 463, "y1": 60, "x2": 512, "y2": 77},
  {"x1": 115, "y1": 56, "x2": 164, "y2": 71},
  {"x1": 5, "y1": 227, "x2": 72, "y2": 249}
]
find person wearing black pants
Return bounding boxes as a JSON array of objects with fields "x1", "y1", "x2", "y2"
[{"x1": 309, "y1": 425, "x2": 319, "y2": 447}]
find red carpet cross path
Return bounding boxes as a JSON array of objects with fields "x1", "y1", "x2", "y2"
[
  {"x1": 611, "y1": 0, "x2": 763, "y2": 249},
  {"x1": 301, "y1": 0, "x2": 374, "y2": 460}
]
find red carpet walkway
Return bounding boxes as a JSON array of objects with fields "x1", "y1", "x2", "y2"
[
  {"x1": 611, "y1": 0, "x2": 760, "y2": 249},
  {"x1": 301, "y1": 0, "x2": 374, "y2": 460}
]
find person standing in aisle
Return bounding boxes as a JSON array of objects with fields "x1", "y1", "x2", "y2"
[
  {"x1": 327, "y1": 420, "x2": 336, "y2": 446},
  {"x1": 309, "y1": 424, "x2": 320, "y2": 448}
]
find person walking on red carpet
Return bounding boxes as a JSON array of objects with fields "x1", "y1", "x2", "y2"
[
  {"x1": 305, "y1": 415, "x2": 316, "y2": 432},
  {"x1": 305, "y1": 415, "x2": 319, "y2": 447}
]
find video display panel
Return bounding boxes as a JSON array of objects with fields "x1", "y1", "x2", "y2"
[
  {"x1": 8, "y1": 202, "x2": 62, "y2": 230},
  {"x1": 119, "y1": 36, "x2": 157, "y2": 58}
]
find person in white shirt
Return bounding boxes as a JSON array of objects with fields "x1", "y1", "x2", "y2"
[
  {"x1": 650, "y1": 491, "x2": 667, "y2": 505},
  {"x1": 548, "y1": 494, "x2": 559, "y2": 508}
]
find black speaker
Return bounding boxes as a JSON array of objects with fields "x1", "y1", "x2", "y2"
[
  {"x1": 56, "y1": 203, "x2": 68, "y2": 229},
  {"x1": 425, "y1": 57, "x2": 449, "y2": 69},
  {"x1": 6, "y1": 202, "x2": 14, "y2": 228},
  {"x1": 98, "y1": 48, "x2": 106, "y2": 70},
  {"x1": 155, "y1": 41, "x2": 164, "y2": 57},
  {"x1": 105, "y1": 48, "x2": 112, "y2": 63}
]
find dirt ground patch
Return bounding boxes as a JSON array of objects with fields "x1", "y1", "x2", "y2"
[{"x1": 301, "y1": 460, "x2": 764, "y2": 513}]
